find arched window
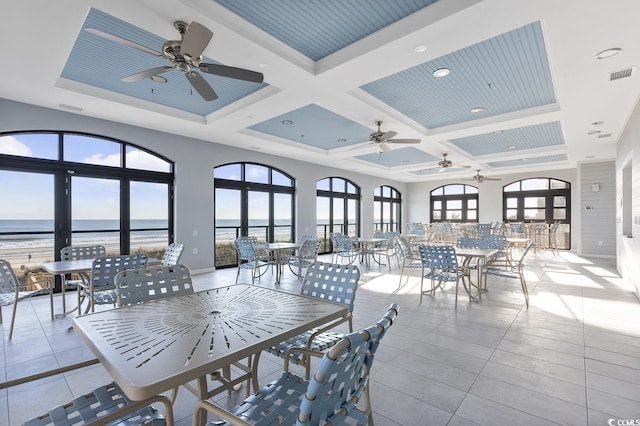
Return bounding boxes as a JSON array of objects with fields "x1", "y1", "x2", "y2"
[
  {"x1": 503, "y1": 177, "x2": 571, "y2": 249},
  {"x1": 430, "y1": 184, "x2": 479, "y2": 222},
  {"x1": 0, "y1": 131, "x2": 174, "y2": 283},
  {"x1": 316, "y1": 177, "x2": 361, "y2": 253},
  {"x1": 374, "y1": 185, "x2": 401, "y2": 232},
  {"x1": 214, "y1": 162, "x2": 295, "y2": 268}
]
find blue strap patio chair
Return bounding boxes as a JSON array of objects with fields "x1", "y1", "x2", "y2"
[
  {"x1": 234, "y1": 236, "x2": 270, "y2": 284},
  {"x1": 160, "y1": 242, "x2": 184, "y2": 267},
  {"x1": 483, "y1": 241, "x2": 535, "y2": 307},
  {"x1": 418, "y1": 245, "x2": 470, "y2": 309},
  {"x1": 192, "y1": 304, "x2": 399, "y2": 426},
  {"x1": 331, "y1": 234, "x2": 361, "y2": 265},
  {"x1": 396, "y1": 236, "x2": 422, "y2": 287},
  {"x1": 0, "y1": 259, "x2": 52, "y2": 340},
  {"x1": 265, "y1": 261, "x2": 360, "y2": 380},
  {"x1": 78, "y1": 253, "x2": 148, "y2": 314}
]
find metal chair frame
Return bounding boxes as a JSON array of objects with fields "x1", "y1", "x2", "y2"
[
  {"x1": 160, "y1": 243, "x2": 185, "y2": 267},
  {"x1": 192, "y1": 304, "x2": 399, "y2": 426},
  {"x1": 0, "y1": 259, "x2": 53, "y2": 339},
  {"x1": 234, "y1": 237, "x2": 271, "y2": 284},
  {"x1": 396, "y1": 236, "x2": 422, "y2": 287},
  {"x1": 418, "y1": 245, "x2": 470, "y2": 309},
  {"x1": 78, "y1": 253, "x2": 148, "y2": 314},
  {"x1": 265, "y1": 261, "x2": 360, "y2": 380},
  {"x1": 482, "y1": 241, "x2": 535, "y2": 307}
]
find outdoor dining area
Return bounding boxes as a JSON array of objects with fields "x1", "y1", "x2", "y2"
[
  {"x1": 0, "y1": 238, "x2": 402, "y2": 425},
  {"x1": 0, "y1": 228, "x2": 638, "y2": 425}
]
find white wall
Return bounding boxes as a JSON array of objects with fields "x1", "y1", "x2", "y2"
[
  {"x1": 405, "y1": 169, "x2": 580, "y2": 250},
  {"x1": 616, "y1": 95, "x2": 640, "y2": 299},
  {"x1": 579, "y1": 161, "x2": 616, "y2": 256},
  {"x1": 0, "y1": 99, "x2": 406, "y2": 273}
]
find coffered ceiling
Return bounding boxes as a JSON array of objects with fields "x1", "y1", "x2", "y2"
[{"x1": 3, "y1": 0, "x2": 639, "y2": 182}]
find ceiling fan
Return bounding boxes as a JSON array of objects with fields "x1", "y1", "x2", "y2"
[
  {"x1": 84, "y1": 20, "x2": 264, "y2": 101},
  {"x1": 357, "y1": 121, "x2": 421, "y2": 152},
  {"x1": 463, "y1": 170, "x2": 502, "y2": 183},
  {"x1": 425, "y1": 153, "x2": 471, "y2": 172}
]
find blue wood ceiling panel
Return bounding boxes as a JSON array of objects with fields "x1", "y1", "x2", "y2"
[
  {"x1": 249, "y1": 104, "x2": 374, "y2": 150},
  {"x1": 360, "y1": 21, "x2": 555, "y2": 129},
  {"x1": 61, "y1": 8, "x2": 266, "y2": 116},
  {"x1": 213, "y1": 0, "x2": 438, "y2": 61},
  {"x1": 487, "y1": 154, "x2": 567, "y2": 168},
  {"x1": 450, "y1": 121, "x2": 564, "y2": 156}
]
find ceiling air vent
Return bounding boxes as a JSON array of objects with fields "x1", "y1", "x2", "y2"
[
  {"x1": 609, "y1": 67, "x2": 634, "y2": 81},
  {"x1": 598, "y1": 133, "x2": 612, "y2": 138}
]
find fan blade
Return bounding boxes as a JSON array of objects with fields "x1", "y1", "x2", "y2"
[
  {"x1": 200, "y1": 63, "x2": 264, "y2": 83},
  {"x1": 181, "y1": 21, "x2": 213, "y2": 61},
  {"x1": 121, "y1": 66, "x2": 173, "y2": 83},
  {"x1": 379, "y1": 143, "x2": 392, "y2": 152},
  {"x1": 380, "y1": 131, "x2": 398, "y2": 140},
  {"x1": 386, "y1": 138, "x2": 421, "y2": 144},
  {"x1": 84, "y1": 27, "x2": 162, "y2": 57},
  {"x1": 484, "y1": 177, "x2": 502, "y2": 181},
  {"x1": 185, "y1": 71, "x2": 218, "y2": 101}
]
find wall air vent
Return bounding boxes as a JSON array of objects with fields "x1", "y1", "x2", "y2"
[{"x1": 609, "y1": 67, "x2": 634, "y2": 81}]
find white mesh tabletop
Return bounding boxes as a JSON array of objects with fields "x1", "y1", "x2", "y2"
[{"x1": 72, "y1": 284, "x2": 348, "y2": 400}]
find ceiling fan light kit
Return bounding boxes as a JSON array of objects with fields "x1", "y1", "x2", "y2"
[{"x1": 85, "y1": 20, "x2": 264, "y2": 101}]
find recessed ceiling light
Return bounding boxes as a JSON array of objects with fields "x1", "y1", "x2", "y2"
[
  {"x1": 470, "y1": 107, "x2": 484, "y2": 113},
  {"x1": 282, "y1": 120, "x2": 293, "y2": 125},
  {"x1": 258, "y1": 63, "x2": 270, "y2": 69},
  {"x1": 432, "y1": 68, "x2": 450, "y2": 78},
  {"x1": 337, "y1": 138, "x2": 347, "y2": 143},
  {"x1": 588, "y1": 130, "x2": 602, "y2": 135},
  {"x1": 493, "y1": 130, "x2": 504, "y2": 134},
  {"x1": 507, "y1": 145, "x2": 516, "y2": 150},
  {"x1": 521, "y1": 158, "x2": 528, "y2": 161},
  {"x1": 150, "y1": 75, "x2": 167, "y2": 83},
  {"x1": 595, "y1": 48, "x2": 622, "y2": 59},
  {"x1": 414, "y1": 44, "x2": 428, "y2": 53}
]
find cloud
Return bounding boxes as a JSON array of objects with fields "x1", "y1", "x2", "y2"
[
  {"x1": 81, "y1": 149, "x2": 168, "y2": 171},
  {"x1": 0, "y1": 136, "x2": 32, "y2": 156}
]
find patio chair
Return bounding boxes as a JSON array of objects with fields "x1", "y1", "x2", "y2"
[
  {"x1": 549, "y1": 221, "x2": 561, "y2": 256},
  {"x1": 482, "y1": 241, "x2": 535, "y2": 307},
  {"x1": 492, "y1": 221, "x2": 504, "y2": 235},
  {"x1": 508, "y1": 222, "x2": 526, "y2": 238},
  {"x1": 370, "y1": 231, "x2": 400, "y2": 271},
  {"x1": 9, "y1": 358, "x2": 173, "y2": 426},
  {"x1": 160, "y1": 242, "x2": 185, "y2": 267},
  {"x1": 0, "y1": 259, "x2": 52, "y2": 340},
  {"x1": 234, "y1": 236, "x2": 270, "y2": 284},
  {"x1": 285, "y1": 236, "x2": 320, "y2": 280},
  {"x1": 481, "y1": 234, "x2": 509, "y2": 266},
  {"x1": 59, "y1": 245, "x2": 106, "y2": 315},
  {"x1": 60, "y1": 245, "x2": 106, "y2": 290},
  {"x1": 115, "y1": 264, "x2": 193, "y2": 307},
  {"x1": 265, "y1": 261, "x2": 360, "y2": 380},
  {"x1": 396, "y1": 235, "x2": 423, "y2": 287},
  {"x1": 77, "y1": 253, "x2": 148, "y2": 314},
  {"x1": 193, "y1": 304, "x2": 399, "y2": 426},
  {"x1": 418, "y1": 245, "x2": 470, "y2": 309},
  {"x1": 476, "y1": 223, "x2": 492, "y2": 236},
  {"x1": 332, "y1": 234, "x2": 361, "y2": 265}
]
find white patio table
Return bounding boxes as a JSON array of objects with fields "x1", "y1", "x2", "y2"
[{"x1": 72, "y1": 284, "x2": 348, "y2": 422}]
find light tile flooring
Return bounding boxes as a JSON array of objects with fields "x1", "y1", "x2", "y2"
[{"x1": 1, "y1": 249, "x2": 640, "y2": 425}]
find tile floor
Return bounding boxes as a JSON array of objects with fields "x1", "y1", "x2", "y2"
[{"x1": 1, "y1": 249, "x2": 640, "y2": 425}]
